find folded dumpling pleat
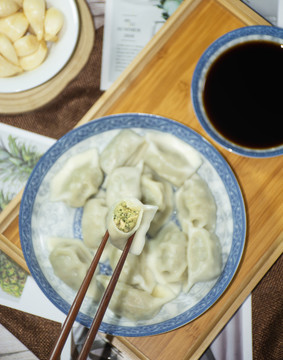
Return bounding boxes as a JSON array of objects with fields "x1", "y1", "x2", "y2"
[
  {"x1": 108, "y1": 247, "x2": 156, "y2": 293},
  {"x1": 141, "y1": 168, "x2": 174, "y2": 236},
  {"x1": 143, "y1": 132, "x2": 202, "y2": 187},
  {"x1": 97, "y1": 275, "x2": 176, "y2": 321},
  {"x1": 176, "y1": 173, "x2": 217, "y2": 232},
  {"x1": 50, "y1": 148, "x2": 103, "y2": 207},
  {"x1": 142, "y1": 222, "x2": 188, "y2": 286},
  {"x1": 49, "y1": 237, "x2": 101, "y2": 301},
  {"x1": 100, "y1": 129, "x2": 145, "y2": 174},
  {"x1": 105, "y1": 162, "x2": 143, "y2": 208},
  {"x1": 185, "y1": 225, "x2": 222, "y2": 292},
  {"x1": 82, "y1": 198, "x2": 108, "y2": 250}
]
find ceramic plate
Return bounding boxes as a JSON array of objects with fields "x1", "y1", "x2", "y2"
[
  {"x1": 19, "y1": 113, "x2": 246, "y2": 336},
  {"x1": 191, "y1": 25, "x2": 283, "y2": 158},
  {"x1": 0, "y1": 0, "x2": 79, "y2": 93}
]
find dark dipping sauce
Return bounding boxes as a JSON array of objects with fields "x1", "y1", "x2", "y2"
[{"x1": 203, "y1": 40, "x2": 283, "y2": 149}]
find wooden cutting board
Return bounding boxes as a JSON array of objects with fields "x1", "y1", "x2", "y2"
[{"x1": 2, "y1": 1, "x2": 282, "y2": 359}]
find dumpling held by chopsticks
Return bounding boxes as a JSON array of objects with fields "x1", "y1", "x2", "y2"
[{"x1": 107, "y1": 198, "x2": 158, "y2": 255}]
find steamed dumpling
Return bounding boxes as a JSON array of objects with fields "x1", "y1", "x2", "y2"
[
  {"x1": 108, "y1": 247, "x2": 156, "y2": 293},
  {"x1": 107, "y1": 198, "x2": 158, "y2": 255},
  {"x1": 143, "y1": 132, "x2": 202, "y2": 187},
  {"x1": 142, "y1": 222, "x2": 187, "y2": 286},
  {"x1": 141, "y1": 168, "x2": 174, "y2": 236},
  {"x1": 176, "y1": 173, "x2": 217, "y2": 232},
  {"x1": 185, "y1": 225, "x2": 222, "y2": 292},
  {"x1": 82, "y1": 198, "x2": 108, "y2": 251},
  {"x1": 105, "y1": 162, "x2": 143, "y2": 207},
  {"x1": 49, "y1": 237, "x2": 101, "y2": 300},
  {"x1": 50, "y1": 148, "x2": 103, "y2": 207},
  {"x1": 100, "y1": 129, "x2": 145, "y2": 174},
  {"x1": 97, "y1": 274, "x2": 177, "y2": 321}
]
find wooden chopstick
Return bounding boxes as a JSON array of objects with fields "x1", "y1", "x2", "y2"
[
  {"x1": 49, "y1": 230, "x2": 135, "y2": 360},
  {"x1": 49, "y1": 230, "x2": 110, "y2": 360},
  {"x1": 77, "y1": 232, "x2": 135, "y2": 360}
]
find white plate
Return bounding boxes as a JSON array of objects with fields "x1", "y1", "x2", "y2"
[
  {"x1": 19, "y1": 114, "x2": 246, "y2": 337},
  {"x1": 0, "y1": 0, "x2": 80, "y2": 93}
]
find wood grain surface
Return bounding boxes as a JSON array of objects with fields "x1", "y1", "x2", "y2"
[{"x1": 2, "y1": 1, "x2": 282, "y2": 359}]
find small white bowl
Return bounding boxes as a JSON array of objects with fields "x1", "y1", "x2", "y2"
[
  {"x1": 191, "y1": 25, "x2": 283, "y2": 158},
  {"x1": 0, "y1": 0, "x2": 80, "y2": 94}
]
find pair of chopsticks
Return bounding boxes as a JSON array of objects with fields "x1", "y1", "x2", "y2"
[{"x1": 49, "y1": 230, "x2": 135, "y2": 360}]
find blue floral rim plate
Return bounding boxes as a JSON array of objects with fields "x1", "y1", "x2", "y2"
[
  {"x1": 19, "y1": 113, "x2": 246, "y2": 337},
  {"x1": 191, "y1": 25, "x2": 283, "y2": 158}
]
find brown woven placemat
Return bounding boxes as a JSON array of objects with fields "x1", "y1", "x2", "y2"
[
  {"x1": 252, "y1": 254, "x2": 283, "y2": 360},
  {"x1": 0, "y1": 305, "x2": 61, "y2": 359},
  {"x1": 0, "y1": 27, "x2": 104, "y2": 140}
]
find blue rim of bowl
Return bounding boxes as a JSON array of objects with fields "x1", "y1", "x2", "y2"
[
  {"x1": 19, "y1": 113, "x2": 246, "y2": 337},
  {"x1": 191, "y1": 25, "x2": 283, "y2": 158}
]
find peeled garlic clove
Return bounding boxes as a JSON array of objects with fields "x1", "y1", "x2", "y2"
[
  {"x1": 44, "y1": 7, "x2": 64, "y2": 42},
  {"x1": 19, "y1": 39, "x2": 47, "y2": 70},
  {"x1": 13, "y1": 0, "x2": 23, "y2": 6},
  {"x1": 0, "y1": 12, "x2": 29, "y2": 42},
  {"x1": 0, "y1": 54, "x2": 22, "y2": 77},
  {"x1": 14, "y1": 34, "x2": 39, "y2": 57},
  {"x1": 23, "y1": 0, "x2": 45, "y2": 41},
  {"x1": 0, "y1": 0, "x2": 20, "y2": 17},
  {"x1": 0, "y1": 33, "x2": 19, "y2": 65}
]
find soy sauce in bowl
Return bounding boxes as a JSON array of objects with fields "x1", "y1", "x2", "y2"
[
  {"x1": 203, "y1": 40, "x2": 283, "y2": 150},
  {"x1": 191, "y1": 26, "x2": 283, "y2": 157}
]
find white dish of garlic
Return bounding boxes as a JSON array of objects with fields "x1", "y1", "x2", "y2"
[{"x1": 0, "y1": 0, "x2": 80, "y2": 93}]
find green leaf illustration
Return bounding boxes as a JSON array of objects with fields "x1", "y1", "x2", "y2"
[
  {"x1": 0, "y1": 135, "x2": 42, "y2": 184},
  {"x1": 0, "y1": 251, "x2": 28, "y2": 298}
]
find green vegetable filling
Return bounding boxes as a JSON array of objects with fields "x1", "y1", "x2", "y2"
[{"x1": 113, "y1": 201, "x2": 140, "y2": 233}]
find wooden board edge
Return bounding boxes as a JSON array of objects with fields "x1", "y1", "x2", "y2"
[
  {"x1": 0, "y1": 189, "x2": 23, "y2": 234},
  {"x1": 216, "y1": 0, "x2": 271, "y2": 25},
  {"x1": 187, "y1": 232, "x2": 283, "y2": 359},
  {"x1": 0, "y1": 233, "x2": 29, "y2": 273},
  {"x1": 100, "y1": 333, "x2": 150, "y2": 360}
]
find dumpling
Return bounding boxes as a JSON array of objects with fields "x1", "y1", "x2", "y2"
[
  {"x1": 82, "y1": 198, "x2": 108, "y2": 250},
  {"x1": 105, "y1": 162, "x2": 143, "y2": 207},
  {"x1": 185, "y1": 225, "x2": 222, "y2": 292},
  {"x1": 142, "y1": 222, "x2": 187, "y2": 286},
  {"x1": 100, "y1": 129, "x2": 145, "y2": 174},
  {"x1": 97, "y1": 274, "x2": 177, "y2": 321},
  {"x1": 50, "y1": 148, "x2": 103, "y2": 207},
  {"x1": 107, "y1": 198, "x2": 158, "y2": 255},
  {"x1": 176, "y1": 173, "x2": 217, "y2": 232},
  {"x1": 49, "y1": 237, "x2": 101, "y2": 301},
  {"x1": 143, "y1": 132, "x2": 202, "y2": 187},
  {"x1": 108, "y1": 246, "x2": 156, "y2": 293},
  {"x1": 141, "y1": 169, "x2": 174, "y2": 236}
]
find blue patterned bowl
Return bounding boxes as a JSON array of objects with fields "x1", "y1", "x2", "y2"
[
  {"x1": 191, "y1": 25, "x2": 283, "y2": 158},
  {"x1": 19, "y1": 113, "x2": 246, "y2": 336}
]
